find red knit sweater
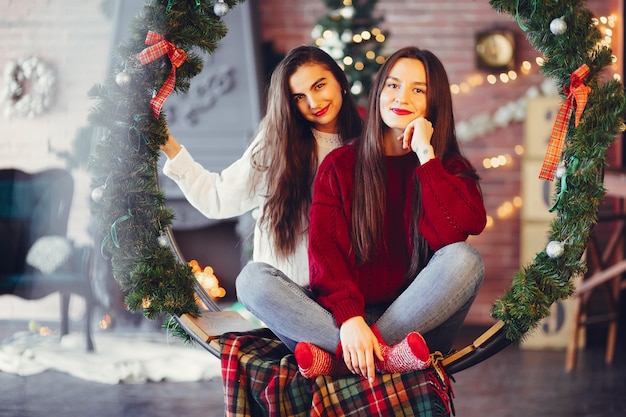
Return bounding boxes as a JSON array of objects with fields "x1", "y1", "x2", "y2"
[{"x1": 308, "y1": 145, "x2": 486, "y2": 326}]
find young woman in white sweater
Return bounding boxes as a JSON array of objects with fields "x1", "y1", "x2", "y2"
[{"x1": 160, "y1": 46, "x2": 362, "y2": 334}]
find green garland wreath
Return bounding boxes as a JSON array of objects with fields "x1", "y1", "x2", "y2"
[{"x1": 87, "y1": 0, "x2": 626, "y2": 343}]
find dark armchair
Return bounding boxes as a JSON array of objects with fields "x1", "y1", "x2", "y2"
[{"x1": 0, "y1": 168, "x2": 95, "y2": 351}]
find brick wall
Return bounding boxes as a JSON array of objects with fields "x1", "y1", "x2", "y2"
[{"x1": 256, "y1": 0, "x2": 622, "y2": 324}]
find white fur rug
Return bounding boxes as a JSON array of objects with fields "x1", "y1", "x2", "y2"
[{"x1": 0, "y1": 330, "x2": 222, "y2": 384}]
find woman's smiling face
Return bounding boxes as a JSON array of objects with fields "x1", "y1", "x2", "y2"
[
  {"x1": 289, "y1": 63, "x2": 343, "y2": 133},
  {"x1": 379, "y1": 57, "x2": 427, "y2": 132}
]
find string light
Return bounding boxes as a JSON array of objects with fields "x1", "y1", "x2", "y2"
[
  {"x1": 482, "y1": 153, "x2": 513, "y2": 169},
  {"x1": 484, "y1": 195, "x2": 524, "y2": 228}
]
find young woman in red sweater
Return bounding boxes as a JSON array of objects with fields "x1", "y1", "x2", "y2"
[{"x1": 295, "y1": 47, "x2": 487, "y2": 382}]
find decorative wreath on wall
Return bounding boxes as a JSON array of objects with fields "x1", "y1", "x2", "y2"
[
  {"x1": 86, "y1": 0, "x2": 625, "y2": 342},
  {"x1": 0, "y1": 56, "x2": 56, "y2": 118}
]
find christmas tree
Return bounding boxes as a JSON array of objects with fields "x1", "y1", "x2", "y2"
[{"x1": 311, "y1": 0, "x2": 387, "y2": 105}]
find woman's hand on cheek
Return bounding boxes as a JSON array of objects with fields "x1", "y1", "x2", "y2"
[
  {"x1": 340, "y1": 316, "x2": 382, "y2": 383},
  {"x1": 398, "y1": 117, "x2": 434, "y2": 163},
  {"x1": 398, "y1": 117, "x2": 433, "y2": 150}
]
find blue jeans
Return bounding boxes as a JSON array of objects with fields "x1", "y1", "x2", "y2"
[{"x1": 235, "y1": 241, "x2": 484, "y2": 354}]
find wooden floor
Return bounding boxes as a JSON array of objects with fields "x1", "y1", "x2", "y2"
[{"x1": 1, "y1": 320, "x2": 624, "y2": 417}]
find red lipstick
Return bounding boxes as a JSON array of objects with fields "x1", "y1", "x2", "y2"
[
  {"x1": 314, "y1": 105, "x2": 330, "y2": 117},
  {"x1": 391, "y1": 108, "x2": 412, "y2": 116}
]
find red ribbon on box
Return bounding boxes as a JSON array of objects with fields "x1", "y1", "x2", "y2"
[
  {"x1": 539, "y1": 64, "x2": 591, "y2": 181},
  {"x1": 136, "y1": 31, "x2": 187, "y2": 118}
]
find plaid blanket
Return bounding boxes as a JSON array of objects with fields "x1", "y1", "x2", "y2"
[{"x1": 220, "y1": 329, "x2": 453, "y2": 417}]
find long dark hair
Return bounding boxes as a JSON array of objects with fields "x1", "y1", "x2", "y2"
[
  {"x1": 251, "y1": 45, "x2": 362, "y2": 258},
  {"x1": 351, "y1": 47, "x2": 478, "y2": 278}
]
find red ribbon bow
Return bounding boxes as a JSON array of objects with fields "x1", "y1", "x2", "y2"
[
  {"x1": 136, "y1": 31, "x2": 187, "y2": 118},
  {"x1": 539, "y1": 64, "x2": 591, "y2": 181}
]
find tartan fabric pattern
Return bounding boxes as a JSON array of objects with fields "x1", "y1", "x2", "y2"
[
  {"x1": 539, "y1": 64, "x2": 591, "y2": 181},
  {"x1": 136, "y1": 31, "x2": 187, "y2": 118},
  {"x1": 220, "y1": 330, "x2": 452, "y2": 417}
]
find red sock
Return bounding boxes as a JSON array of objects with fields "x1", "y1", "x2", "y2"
[
  {"x1": 376, "y1": 332, "x2": 431, "y2": 373},
  {"x1": 294, "y1": 342, "x2": 350, "y2": 379}
]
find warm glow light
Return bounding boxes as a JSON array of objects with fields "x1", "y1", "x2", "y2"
[
  {"x1": 499, "y1": 73, "x2": 510, "y2": 83},
  {"x1": 460, "y1": 82, "x2": 470, "y2": 93},
  {"x1": 487, "y1": 74, "x2": 497, "y2": 84},
  {"x1": 375, "y1": 56, "x2": 386, "y2": 64},
  {"x1": 323, "y1": 30, "x2": 333, "y2": 38},
  {"x1": 39, "y1": 326, "x2": 53, "y2": 336},
  {"x1": 513, "y1": 196, "x2": 523, "y2": 208},
  {"x1": 608, "y1": 15, "x2": 616, "y2": 28},
  {"x1": 485, "y1": 215, "x2": 494, "y2": 228},
  {"x1": 372, "y1": 27, "x2": 382, "y2": 36},
  {"x1": 361, "y1": 30, "x2": 371, "y2": 40},
  {"x1": 189, "y1": 260, "x2": 226, "y2": 301},
  {"x1": 375, "y1": 34, "x2": 386, "y2": 42},
  {"x1": 343, "y1": 56, "x2": 353, "y2": 65},
  {"x1": 508, "y1": 70, "x2": 517, "y2": 80},
  {"x1": 536, "y1": 57, "x2": 545, "y2": 66},
  {"x1": 353, "y1": 34, "x2": 363, "y2": 43},
  {"x1": 99, "y1": 314, "x2": 112, "y2": 330},
  {"x1": 354, "y1": 62, "x2": 364, "y2": 71},
  {"x1": 366, "y1": 50, "x2": 376, "y2": 60},
  {"x1": 468, "y1": 74, "x2": 484, "y2": 87},
  {"x1": 497, "y1": 201, "x2": 514, "y2": 218},
  {"x1": 514, "y1": 145, "x2": 524, "y2": 155},
  {"x1": 315, "y1": 38, "x2": 324, "y2": 47},
  {"x1": 450, "y1": 84, "x2": 460, "y2": 94},
  {"x1": 483, "y1": 154, "x2": 512, "y2": 169}
]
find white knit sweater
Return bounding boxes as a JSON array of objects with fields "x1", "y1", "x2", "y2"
[{"x1": 162, "y1": 129, "x2": 342, "y2": 287}]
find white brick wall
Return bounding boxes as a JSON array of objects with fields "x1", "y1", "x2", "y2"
[{"x1": 0, "y1": 0, "x2": 115, "y2": 244}]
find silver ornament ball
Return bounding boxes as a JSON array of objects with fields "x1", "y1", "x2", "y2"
[
  {"x1": 555, "y1": 160, "x2": 567, "y2": 179},
  {"x1": 115, "y1": 70, "x2": 132, "y2": 88},
  {"x1": 91, "y1": 186, "x2": 105, "y2": 203},
  {"x1": 550, "y1": 17, "x2": 567, "y2": 35},
  {"x1": 157, "y1": 234, "x2": 169, "y2": 247},
  {"x1": 213, "y1": 1, "x2": 229, "y2": 17},
  {"x1": 546, "y1": 240, "x2": 565, "y2": 258}
]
